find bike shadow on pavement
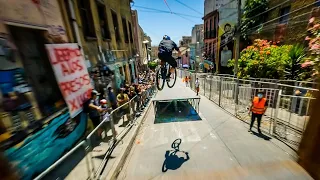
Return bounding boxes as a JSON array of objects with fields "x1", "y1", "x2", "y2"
[
  {"x1": 251, "y1": 131, "x2": 272, "y2": 141},
  {"x1": 162, "y1": 138, "x2": 190, "y2": 172}
]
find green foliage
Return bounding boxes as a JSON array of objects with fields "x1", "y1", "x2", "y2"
[
  {"x1": 284, "y1": 44, "x2": 307, "y2": 80},
  {"x1": 228, "y1": 39, "x2": 291, "y2": 79},
  {"x1": 148, "y1": 61, "x2": 157, "y2": 69},
  {"x1": 241, "y1": 0, "x2": 268, "y2": 39},
  {"x1": 303, "y1": 17, "x2": 320, "y2": 79},
  {"x1": 229, "y1": 40, "x2": 312, "y2": 80}
]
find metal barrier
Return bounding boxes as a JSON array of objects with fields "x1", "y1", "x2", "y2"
[
  {"x1": 177, "y1": 69, "x2": 318, "y2": 151},
  {"x1": 34, "y1": 85, "x2": 157, "y2": 180},
  {"x1": 34, "y1": 141, "x2": 90, "y2": 180}
]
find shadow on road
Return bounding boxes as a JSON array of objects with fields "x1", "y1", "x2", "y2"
[
  {"x1": 252, "y1": 131, "x2": 272, "y2": 141},
  {"x1": 162, "y1": 139, "x2": 190, "y2": 172}
]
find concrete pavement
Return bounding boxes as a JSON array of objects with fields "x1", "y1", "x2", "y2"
[{"x1": 117, "y1": 78, "x2": 311, "y2": 180}]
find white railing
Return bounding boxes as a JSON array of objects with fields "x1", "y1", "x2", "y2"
[
  {"x1": 34, "y1": 85, "x2": 157, "y2": 179},
  {"x1": 178, "y1": 69, "x2": 318, "y2": 151}
]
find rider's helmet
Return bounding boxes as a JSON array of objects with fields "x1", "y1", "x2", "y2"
[{"x1": 163, "y1": 35, "x2": 171, "y2": 40}]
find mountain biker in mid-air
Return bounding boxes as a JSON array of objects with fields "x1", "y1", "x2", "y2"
[{"x1": 158, "y1": 35, "x2": 181, "y2": 81}]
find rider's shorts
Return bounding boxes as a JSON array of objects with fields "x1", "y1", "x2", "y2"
[{"x1": 158, "y1": 52, "x2": 177, "y2": 68}]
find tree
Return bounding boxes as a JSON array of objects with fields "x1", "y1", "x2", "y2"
[
  {"x1": 284, "y1": 44, "x2": 307, "y2": 80},
  {"x1": 241, "y1": 0, "x2": 268, "y2": 40},
  {"x1": 228, "y1": 39, "x2": 291, "y2": 79},
  {"x1": 148, "y1": 61, "x2": 157, "y2": 70}
]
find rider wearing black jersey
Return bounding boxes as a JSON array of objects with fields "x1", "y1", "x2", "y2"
[{"x1": 158, "y1": 35, "x2": 181, "y2": 80}]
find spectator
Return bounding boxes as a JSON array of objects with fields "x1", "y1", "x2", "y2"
[
  {"x1": 107, "y1": 87, "x2": 117, "y2": 110},
  {"x1": 195, "y1": 78, "x2": 200, "y2": 96},
  {"x1": 117, "y1": 88, "x2": 130, "y2": 122},
  {"x1": 88, "y1": 90, "x2": 103, "y2": 137},
  {"x1": 128, "y1": 86, "x2": 136, "y2": 100},
  {"x1": 124, "y1": 84, "x2": 130, "y2": 95},
  {"x1": 184, "y1": 76, "x2": 189, "y2": 87}
]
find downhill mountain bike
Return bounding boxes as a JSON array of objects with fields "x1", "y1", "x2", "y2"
[{"x1": 156, "y1": 58, "x2": 178, "y2": 90}]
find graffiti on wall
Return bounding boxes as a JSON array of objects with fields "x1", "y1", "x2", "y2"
[
  {"x1": 0, "y1": 35, "x2": 18, "y2": 66},
  {"x1": 218, "y1": 3, "x2": 237, "y2": 74}
]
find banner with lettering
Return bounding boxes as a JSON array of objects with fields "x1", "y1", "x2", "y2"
[{"x1": 46, "y1": 43, "x2": 93, "y2": 118}]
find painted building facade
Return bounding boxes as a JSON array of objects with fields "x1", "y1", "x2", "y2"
[
  {"x1": 0, "y1": 0, "x2": 68, "y2": 140},
  {"x1": 59, "y1": 0, "x2": 137, "y2": 87}
]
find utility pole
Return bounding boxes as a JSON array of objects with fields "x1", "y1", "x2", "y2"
[
  {"x1": 234, "y1": 0, "x2": 242, "y2": 105},
  {"x1": 234, "y1": 0, "x2": 241, "y2": 76}
]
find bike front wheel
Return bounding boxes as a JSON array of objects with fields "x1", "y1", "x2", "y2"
[
  {"x1": 167, "y1": 67, "x2": 177, "y2": 88},
  {"x1": 156, "y1": 68, "x2": 165, "y2": 90}
]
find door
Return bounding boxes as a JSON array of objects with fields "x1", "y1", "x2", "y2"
[{"x1": 9, "y1": 26, "x2": 64, "y2": 116}]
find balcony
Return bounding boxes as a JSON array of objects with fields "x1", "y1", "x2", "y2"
[{"x1": 204, "y1": 30, "x2": 216, "y2": 39}]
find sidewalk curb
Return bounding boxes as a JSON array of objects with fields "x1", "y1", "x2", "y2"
[{"x1": 105, "y1": 96, "x2": 154, "y2": 180}]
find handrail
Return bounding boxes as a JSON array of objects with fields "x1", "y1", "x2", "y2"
[
  {"x1": 33, "y1": 85, "x2": 156, "y2": 180},
  {"x1": 34, "y1": 141, "x2": 87, "y2": 180},
  {"x1": 87, "y1": 94, "x2": 139, "y2": 140},
  {"x1": 199, "y1": 75, "x2": 319, "y2": 92},
  {"x1": 86, "y1": 115, "x2": 110, "y2": 140},
  {"x1": 109, "y1": 95, "x2": 138, "y2": 115},
  {"x1": 279, "y1": 94, "x2": 317, "y2": 99}
]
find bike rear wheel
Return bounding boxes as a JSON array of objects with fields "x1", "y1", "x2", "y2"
[
  {"x1": 156, "y1": 67, "x2": 165, "y2": 90},
  {"x1": 167, "y1": 67, "x2": 177, "y2": 88}
]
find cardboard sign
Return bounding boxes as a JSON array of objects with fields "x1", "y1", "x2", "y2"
[{"x1": 46, "y1": 43, "x2": 93, "y2": 118}]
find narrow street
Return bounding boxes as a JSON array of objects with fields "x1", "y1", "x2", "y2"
[{"x1": 117, "y1": 78, "x2": 311, "y2": 179}]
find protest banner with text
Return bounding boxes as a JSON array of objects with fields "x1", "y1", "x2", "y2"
[{"x1": 46, "y1": 43, "x2": 93, "y2": 118}]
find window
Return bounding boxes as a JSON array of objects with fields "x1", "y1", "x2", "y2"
[
  {"x1": 205, "y1": 21, "x2": 209, "y2": 39},
  {"x1": 63, "y1": 0, "x2": 77, "y2": 42},
  {"x1": 97, "y1": 1, "x2": 111, "y2": 40},
  {"x1": 111, "y1": 10, "x2": 121, "y2": 42},
  {"x1": 128, "y1": 22, "x2": 133, "y2": 43},
  {"x1": 78, "y1": 0, "x2": 96, "y2": 38},
  {"x1": 122, "y1": 17, "x2": 129, "y2": 43},
  {"x1": 279, "y1": 6, "x2": 291, "y2": 24}
]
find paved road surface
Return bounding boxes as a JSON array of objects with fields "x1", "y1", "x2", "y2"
[{"x1": 118, "y1": 78, "x2": 311, "y2": 180}]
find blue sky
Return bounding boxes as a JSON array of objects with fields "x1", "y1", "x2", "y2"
[{"x1": 131, "y1": 0, "x2": 204, "y2": 46}]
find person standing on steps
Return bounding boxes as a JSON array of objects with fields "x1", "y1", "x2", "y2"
[
  {"x1": 195, "y1": 78, "x2": 200, "y2": 96},
  {"x1": 184, "y1": 76, "x2": 189, "y2": 87},
  {"x1": 248, "y1": 90, "x2": 268, "y2": 134}
]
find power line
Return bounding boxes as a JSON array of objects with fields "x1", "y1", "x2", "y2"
[
  {"x1": 246, "y1": 11, "x2": 311, "y2": 34},
  {"x1": 163, "y1": 0, "x2": 173, "y2": 14},
  {"x1": 248, "y1": 0, "x2": 319, "y2": 34},
  {"x1": 176, "y1": 14, "x2": 197, "y2": 23},
  {"x1": 134, "y1": 4, "x2": 199, "y2": 23},
  {"x1": 248, "y1": 0, "x2": 293, "y2": 21},
  {"x1": 133, "y1": 5, "x2": 202, "y2": 18},
  {"x1": 173, "y1": 0, "x2": 203, "y2": 15},
  {"x1": 219, "y1": 0, "x2": 290, "y2": 22},
  {"x1": 213, "y1": 14, "x2": 311, "y2": 51}
]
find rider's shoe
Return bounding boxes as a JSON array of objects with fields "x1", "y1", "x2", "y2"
[{"x1": 166, "y1": 73, "x2": 171, "y2": 82}]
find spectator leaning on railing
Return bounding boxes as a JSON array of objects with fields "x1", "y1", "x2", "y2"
[
  {"x1": 87, "y1": 90, "x2": 105, "y2": 137},
  {"x1": 117, "y1": 88, "x2": 130, "y2": 121}
]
